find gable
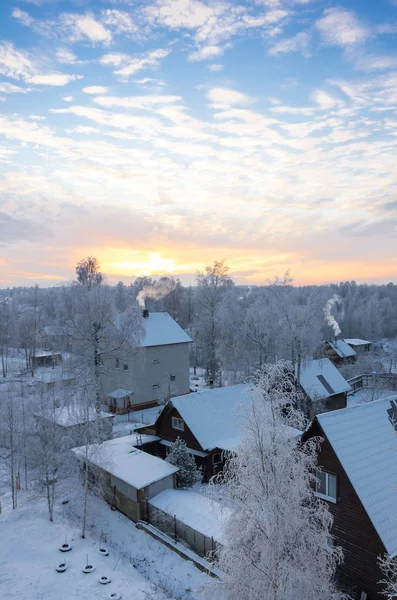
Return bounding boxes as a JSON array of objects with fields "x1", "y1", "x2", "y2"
[
  {"x1": 155, "y1": 404, "x2": 204, "y2": 452},
  {"x1": 299, "y1": 358, "x2": 351, "y2": 401}
]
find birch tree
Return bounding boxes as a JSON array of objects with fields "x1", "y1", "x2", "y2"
[
  {"x1": 209, "y1": 361, "x2": 343, "y2": 600},
  {"x1": 379, "y1": 554, "x2": 397, "y2": 599}
]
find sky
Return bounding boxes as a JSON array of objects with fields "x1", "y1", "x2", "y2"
[{"x1": 0, "y1": 0, "x2": 396, "y2": 287}]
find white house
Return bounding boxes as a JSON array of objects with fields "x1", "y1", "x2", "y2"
[{"x1": 102, "y1": 311, "x2": 192, "y2": 413}]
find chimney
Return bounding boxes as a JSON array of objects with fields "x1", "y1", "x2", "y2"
[{"x1": 143, "y1": 309, "x2": 149, "y2": 319}]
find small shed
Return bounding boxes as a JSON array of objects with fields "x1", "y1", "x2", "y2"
[
  {"x1": 299, "y1": 358, "x2": 351, "y2": 413},
  {"x1": 319, "y1": 339, "x2": 357, "y2": 365},
  {"x1": 345, "y1": 338, "x2": 372, "y2": 354},
  {"x1": 72, "y1": 435, "x2": 178, "y2": 522},
  {"x1": 32, "y1": 351, "x2": 63, "y2": 369},
  {"x1": 106, "y1": 388, "x2": 134, "y2": 414},
  {"x1": 36, "y1": 406, "x2": 114, "y2": 447}
]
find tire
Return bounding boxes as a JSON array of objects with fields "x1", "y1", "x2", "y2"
[
  {"x1": 56, "y1": 563, "x2": 67, "y2": 573},
  {"x1": 108, "y1": 593, "x2": 122, "y2": 600},
  {"x1": 59, "y1": 544, "x2": 72, "y2": 553},
  {"x1": 82, "y1": 565, "x2": 95, "y2": 574},
  {"x1": 98, "y1": 575, "x2": 111, "y2": 585},
  {"x1": 99, "y1": 548, "x2": 109, "y2": 557}
]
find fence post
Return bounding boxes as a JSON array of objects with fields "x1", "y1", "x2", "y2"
[{"x1": 174, "y1": 514, "x2": 177, "y2": 542}]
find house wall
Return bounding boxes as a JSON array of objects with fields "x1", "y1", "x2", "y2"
[
  {"x1": 145, "y1": 473, "x2": 176, "y2": 500},
  {"x1": 323, "y1": 392, "x2": 347, "y2": 412},
  {"x1": 304, "y1": 421, "x2": 386, "y2": 600},
  {"x1": 101, "y1": 342, "x2": 190, "y2": 410}
]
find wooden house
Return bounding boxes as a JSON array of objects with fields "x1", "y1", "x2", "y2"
[
  {"x1": 345, "y1": 338, "x2": 373, "y2": 354},
  {"x1": 72, "y1": 434, "x2": 177, "y2": 522},
  {"x1": 302, "y1": 396, "x2": 397, "y2": 599},
  {"x1": 154, "y1": 384, "x2": 253, "y2": 481},
  {"x1": 319, "y1": 339, "x2": 357, "y2": 366},
  {"x1": 298, "y1": 358, "x2": 351, "y2": 414}
]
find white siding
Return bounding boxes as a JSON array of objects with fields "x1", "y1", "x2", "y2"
[{"x1": 146, "y1": 474, "x2": 175, "y2": 500}]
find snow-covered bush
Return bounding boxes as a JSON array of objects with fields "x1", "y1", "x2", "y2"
[{"x1": 167, "y1": 437, "x2": 202, "y2": 489}]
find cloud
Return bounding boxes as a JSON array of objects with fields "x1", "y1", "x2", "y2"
[
  {"x1": 100, "y1": 48, "x2": 171, "y2": 78},
  {"x1": 101, "y1": 9, "x2": 140, "y2": 37},
  {"x1": 0, "y1": 42, "x2": 78, "y2": 87},
  {"x1": 206, "y1": 87, "x2": 256, "y2": 108},
  {"x1": 207, "y1": 63, "x2": 224, "y2": 71},
  {"x1": 316, "y1": 8, "x2": 369, "y2": 47},
  {"x1": 92, "y1": 94, "x2": 182, "y2": 109},
  {"x1": 311, "y1": 90, "x2": 344, "y2": 110},
  {"x1": 62, "y1": 96, "x2": 74, "y2": 102},
  {"x1": 55, "y1": 48, "x2": 80, "y2": 65},
  {"x1": 144, "y1": 0, "x2": 216, "y2": 30},
  {"x1": 0, "y1": 82, "x2": 31, "y2": 94},
  {"x1": 268, "y1": 32, "x2": 311, "y2": 56},
  {"x1": 83, "y1": 86, "x2": 109, "y2": 94},
  {"x1": 188, "y1": 45, "x2": 224, "y2": 61},
  {"x1": 59, "y1": 13, "x2": 113, "y2": 45}
]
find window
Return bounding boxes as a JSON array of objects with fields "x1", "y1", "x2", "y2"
[
  {"x1": 115, "y1": 358, "x2": 120, "y2": 369},
  {"x1": 152, "y1": 383, "x2": 160, "y2": 389},
  {"x1": 213, "y1": 452, "x2": 223, "y2": 465},
  {"x1": 172, "y1": 417, "x2": 184, "y2": 431},
  {"x1": 316, "y1": 469, "x2": 337, "y2": 503},
  {"x1": 170, "y1": 374, "x2": 176, "y2": 381},
  {"x1": 123, "y1": 364, "x2": 128, "y2": 371},
  {"x1": 153, "y1": 358, "x2": 159, "y2": 365}
]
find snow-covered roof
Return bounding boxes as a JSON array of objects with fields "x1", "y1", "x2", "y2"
[
  {"x1": 72, "y1": 435, "x2": 178, "y2": 489},
  {"x1": 299, "y1": 358, "x2": 351, "y2": 401},
  {"x1": 345, "y1": 338, "x2": 372, "y2": 347},
  {"x1": 167, "y1": 384, "x2": 253, "y2": 451},
  {"x1": 34, "y1": 350, "x2": 62, "y2": 358},
  {"x1": 327, "y1": 339, "x2": 357, "y2": 358},
  {"x1": 149, "y1": 489, "x2": 229, "y2": 544},
  {"x1": 40, "y1": 406, "x2": 113, "y2": 427},
  {"x1": 108, "y1": 388, "x2": 133, "y2": 399},
  {"x1": 34, "y1": 371, "x2": 75, "y2": 384},
  {"x1": 317, "y1": 396, "x2": 397, "y2": 556},
  {"x1": 140, "y1": 312, "x2": 192, "y2": 347}
]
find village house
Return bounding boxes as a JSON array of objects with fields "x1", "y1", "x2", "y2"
[
  {"x1": 318, "y1": 338, "x2": 357, "y2": 365},
  {"x1": 154, "y1": 384, "x2": 253, "y2": 481},
  {"x1": 32, "y1": 350, "x2": 63, "y2": 369},
  {"x1": 35, "y1": 405, "x2": 114, "y2": 448},
  {"x1": 102, "y1": 310, "x2": 192, "y2": 413},
  {"x1": 298, "y1": 358, "x2": 351, "y2": 414},
  {"x1": 345, "y1": 338, "x2": 373, "y2": 354},
  {"x1": 72, "y1": 434, "x2": 177, "y2": 522},
  {"x1": 302, "y1": 396, "x2": 397, "y2": 600}
]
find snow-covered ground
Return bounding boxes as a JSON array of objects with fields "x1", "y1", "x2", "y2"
[
  {"x1": 189, "y1": 368, "x2": 207, "y2": 392},
  {"x1": 347, "y1": 388, "x2": 396, "y2": 407},
  {"x1": 0, "y1": 469, "x2": 210, "y2": 600}
]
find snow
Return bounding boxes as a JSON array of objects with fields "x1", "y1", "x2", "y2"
[
  {"x1": 72, "y1": 435, "x2": 178, "y2": 490},
  {"x1": 141, "y1": 312, "x2": 192, "y2": 347},
  {"x1": 124, "y1": 405, "x2": 162, "y2": 425},
  {"x1": 299, "y1": 358, "x2": 351, "y2": 400},
  {"x1": 327, "y1": 339, "x2": 357, "y2": 358},
  {"x1": 317, "y1": 395, "x2": 397, "y2": 556},
  {"x1": 108, "y1": 388, "x2": 133, "y2": 399},
  {"x1": 170, "y1": 384, "x2": 253, "y2": 451},
  {"x1": 40, "y1": 406, "x2": 114, "y2": 427},
  {"x1": 347, "y1": 387, "x2": 396, "y2": 407},
  {"x1": 149, "y1": 489, "x2": 229, "y2": 544},
  {"x1": 0, "y1": 476, "x2": 210, "y2": 600},
  {"x1": 345, "y1": 338, "x2": 371, "y2": 346}
]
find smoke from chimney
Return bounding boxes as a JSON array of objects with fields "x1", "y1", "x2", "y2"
[
  {"x1": 136, "y1": 279, "x2": 176, "y2": 308},
  {"x1": 324, "y1": 294, "x2": 342, "y2": 337}
]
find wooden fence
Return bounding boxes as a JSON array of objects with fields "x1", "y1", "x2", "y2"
[{"x1": 347, "y1": 373, "x2": 397, "y2": 394}]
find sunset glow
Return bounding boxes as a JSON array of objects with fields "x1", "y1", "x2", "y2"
[{"x1": 0, "y1": 0, "x2": 396, "y2": 287}]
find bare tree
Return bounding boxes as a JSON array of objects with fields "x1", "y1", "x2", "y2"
[{"x1": 75, "y1": 256, "x2": 104, "y2": 289}]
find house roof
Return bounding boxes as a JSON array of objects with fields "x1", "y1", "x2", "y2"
[
  {"x1": 327, "y1": 339, "x2": 357, "y2": 358},
  {"x1": 345, "y1": 338, "x2": 372, "y2": 347},
  {"x1": 140, "y1": 312, "x2": 192, "y2": 347},
  {"x1": 299, "y1": 358, "x2": 351, "y2": 401},
  {"x1": 166, "y1": 384, "x2": 253, "y2": 452},
  {"x1": 41, "y1": 406, "x2": 113, "y2": 427},
  {"x1": 108, "y1": 388, "x2": 133, "y2": 399},
  {"x1": 72, "y1": 435, "x2": 178, "y2": 490},
  {"x1": 317, "y1": 396, "x2": 397, "y2": 556}
]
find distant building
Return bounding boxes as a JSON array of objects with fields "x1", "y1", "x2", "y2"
[
  {"x1": 102, "y1": 311, "x2": 192, "y2": 413},
  {"x1": 318, "y1": 338, "x2": 357, "y2": 365},
  {"x1": 32, "y1": 351, "x2": 63, "y2": 369},
  {"x1": 302, "y1": 396, "x2": 397, "y2": 599},
  {"x1": 345, "y1": 338, "x2": 372, "y2": 354},
  {"x1": 298, "y1": 358, "x2": 351, "y2": 414},
  {"x1": 36, "y1": 405, "x2": 114, "y2": 447}
]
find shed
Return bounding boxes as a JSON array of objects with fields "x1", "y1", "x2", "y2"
[
  {"x1": 345, "y1": 338, "x2": 372, "y2": 353},
  {"x1": 72, "y1": 435, "x2": 178, "y2": 522},
  {"x1": 299, "y1": 358, "x2": 351, "y2": 412}
]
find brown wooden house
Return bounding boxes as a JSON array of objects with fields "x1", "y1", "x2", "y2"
[
  {"x1": 318, "y1": 339, "x2": 357, "y2": 366},
  {"x1": 302, "y1": 396, "x2": 397, "y2": 599},
  {"x1": 298, "y1": 358, "x2": 351, "y2": 415},
  {"x1": 154, "y1": 384, "x2": 252, "y2": 481}
]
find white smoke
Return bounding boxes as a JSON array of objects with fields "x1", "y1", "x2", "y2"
[
  {"x1": 137, "y1": 279, "x2": 176, "y2": 308},
  {"x1": 324, "y1": 294, "x2": 342, "y2": 337}
]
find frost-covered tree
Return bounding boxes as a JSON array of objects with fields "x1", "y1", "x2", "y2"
[
  {"x1": 167, "y1": 437, "x2": 202, "y2": 489},
  {"x1": 75, "y1": 256, "x2": 104, "y2": 289},
  {"x1": 379, "y1": 554, "x2": 397, "y2": 599},
  {"x1": 209, "y1": 361, "x2": 343, "y2": 600}
]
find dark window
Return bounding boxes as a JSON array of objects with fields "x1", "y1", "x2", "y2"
[
  {"x1": 170, "y1": 374, "x2": 176, "y2": 381},
  {"x1": 315, "y1": 469, "x2": 337, "y2": 502},
  {"x1": 123, "y1": 364, "x2": 128, "y2": 371},
  {"x1": 213, "y1": 452, "x2": 223, "y2": 465},
  {"x1": 115, "y1": 358, "x2": 120, "y2": 369}
]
